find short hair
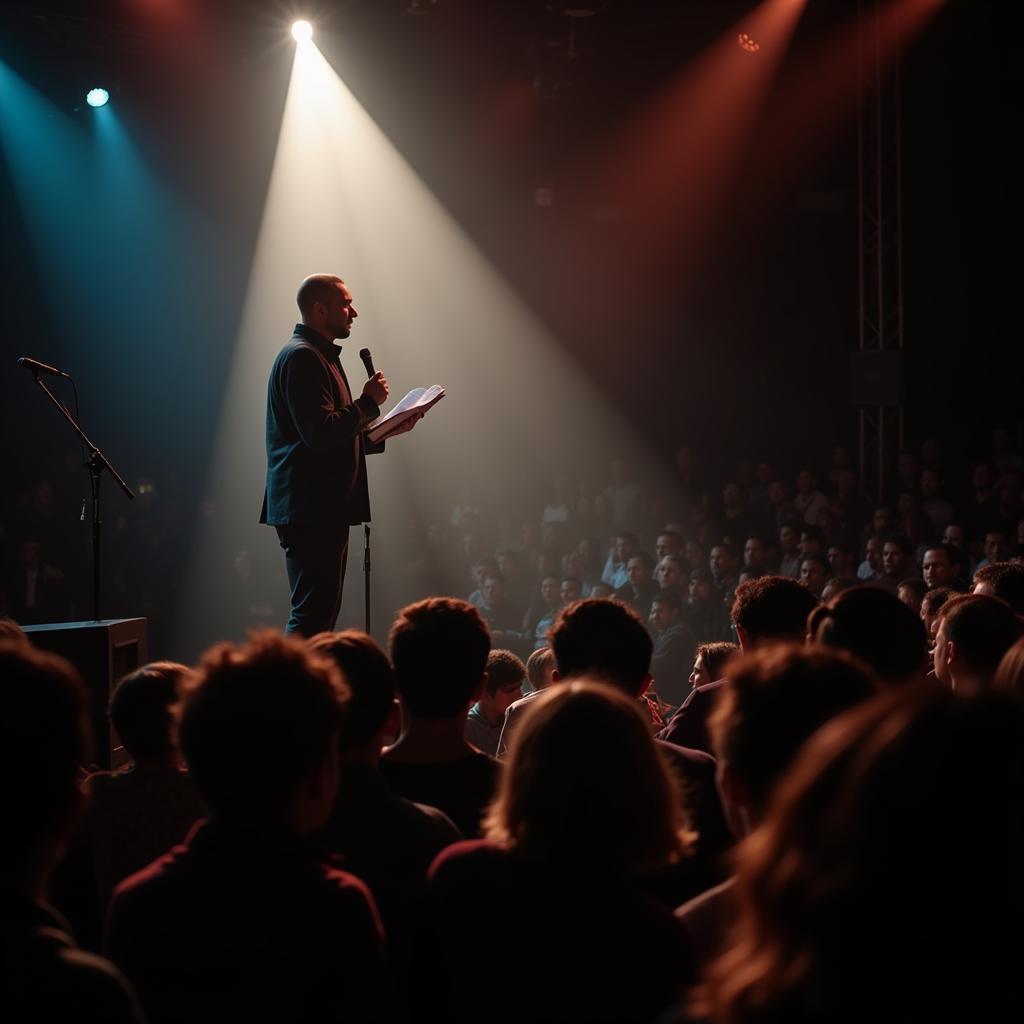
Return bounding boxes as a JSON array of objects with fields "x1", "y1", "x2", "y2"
[
  {"x1": 308, "y1": 631, "x2": 395, "y2": 751},
  {"x1": 525, "y1": 646, "x2": 555, "y2": 690},
  {"x1": 883, "y1": 533, "x2": 914, "y2": 557},
  {"x1": 651, "y1": 587, "x2": 683, "y2": 611},
  {"x1": 710, "y1": 542, "x2": 736, "y2": 558},
  {"x1": 828, "y1": 538, "x2": 858, "y2": 559},
  {"x1": 938, "y1": 594, "x2": 1024, "y2": 677},
  {"x1": 922, "y1": 542, "x2": 960, "y2": 568},
  {"x1": 730, "y1": 576, "x2": 819, "y2": 641},
  {"x1": 0, "y1": 641, "x2": 88, "y2": 863},
  {"x1": 616, "y1": 531, "x2": 640, "y2": 547},
  {"x1": 808, "y1": 587, "x2": 927, "y2": 685},
  {"x1": 660, "y1": 554, "x2": 686, "y2": 570},
  {"x1": 657, "y1": 530, "x2": 683, "y2": 546},
  {"x1": 550, "y1": 598, "x2": 652, "y2": 694},
  {"x1": 897, "y1": 578, "x2": 928, "y2": 600},
  {"x1": 109, "y1": 661, "x2": 192, "y2": 761},
  {"x1": 697, "y1": 641, "x2": 740, "y2": 681},
  {"x1": 709, "y1": 645, "x2": 877, "y2": 812},
  {"x1": 179, "y1": 631, "x2": 348, "y2": 817},
  {"x1": 389, "y1": 598, "x2": 491, "y2": 719},
  {"x1": 485, "y1": 649, "x2": 527, "y2": 696},
  {"x1": 484, "y1": 681, "x2": 691, "y2": 873},
  {"x1": 627, "y1": 552, "x2": 654, "y2": 570},
  {"x1": 800, "y1": 554, "x2": 830, "y2": 574},
  {"x1": 799, "y1": 525, "x2": 826, "y2": 546},
  {"x1": 977, "y1": 563, "x2": 1024, "y2": 614},
  {"x1": 922, "y1": 586, "x2": 955, "y2": 616},
  {"x1": 296, "y1": 273, "x2": 343, "y2": 318}
]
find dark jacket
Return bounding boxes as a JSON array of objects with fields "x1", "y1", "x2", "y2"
[{"x1": 260, "y1": 324, "x2": 382, "y2": 526}]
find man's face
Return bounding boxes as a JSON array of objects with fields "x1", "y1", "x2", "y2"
[
  {"x1": 685, "y1": 541, "x2": 704, "y2": 570},
  {"x1": 649, "y1": 600, "x2": 679, "y2": 633},
  {"x1": 656, "y1": 558, "x2": 683, "y2": 589},
  {"x1": 882, "y1": 542, "x2": 906, "y2": 578},
  {"x1": 482, "y1": 576, "x2": 503, "y2": 607},
  {"x1": 743, "y1": 538, "x2": 764, "y2": 568},
  {"x1": 932, "y1": 617, "x2": 953, "y2": 686},
  {"x1": 540, "y1": 575, "x2": 560, "y2": 606},
  {"x1": 688, "y1": 653, "x2": 709, "y2": 689},
  {"x1": 560, "y1": 578, "x2": 582, "y2": 603},
  {"x1": 798, "y1": 533, "x2": 822, "y2": 558},
  {"x1": 985, "y1": 532, "x2": 1008, "y2": 563},
  {"x1": 943, "y1": 524, "x2": 965, "y2": 549},
  {"x1": 922, "y1": 548, "x2": 955, "y2": 589},
  {"x1": 497, "y1": 553, "x2": 518, "y2": 580},
  {"x1": 779, "y1": 525, "x2": 797, "y2": 553},
  {"x1": 689, "y1": 578, "x2": 712, "y2": 603},
  {"x1": 800, "y1": 559, "x2": 827, "y2": 596},
  {"x1": 873, "y1": 508, "x2": 892, "y2": 533},
  {"x1": 322, "y1": 281, "x2": 358, "y2": 339},
  {"x1": 626, "y1": 557, "x2": 649, "y2": 586},
  {"x1": 710, "y1": 546, "x2": 733, "y2": 580},
  {"x1": 656, "y1": 534, "x2": 681, "y2": 560},
  {"x1": 865, "y1": 536, "x2": 882, "y2": 571},
  {"x1": 827, "y1": 546, "x2": 850, "y2": 577},
  {"x1": 613, "y1": 534, "x2": 635, "y2": 563}
]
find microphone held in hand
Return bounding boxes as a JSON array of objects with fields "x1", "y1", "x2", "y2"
[
  {"x1": 359, "y1": 348, "x2": 375, "y2": 379},
  {"x1": 17, "y1": 356, "x2": 70, "y2": 378}
]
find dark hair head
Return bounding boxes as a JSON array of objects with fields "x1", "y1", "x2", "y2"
[
  {"x1": 922, "y1": 586, "x2": 955, "y2": 615},
  {"x1": 651, "y1": 587, "x2": 683, "y2": 611},
  {"x1": 0, "y1": 641, "x2": 88, "y2": 864},
  {"x1": 882, "y1": 533, "x2": 914, "y2": 557},
  {"x1": 308, "y1": 631, "x2": 395, "y2": 751},
  {"x1": 690, "y1": 567, "x2": 713, "y2": 584},
  {"x1": 550, "y1": 598, "x2": 652, "y2": 694},
  {"x1": 109, "y1": 661, "x2": 192, "y2": 761},
  {"x1": 827, "y1": 537, "x2": 858, "y2": 559},
  {"x1": 485, "y1": 681, "x2": 691, "y2": 874},
  {"x1": 389, "y1": 598, "x2": 491, "y2": 719},
  {"x1": 897, "y1": 577, "x2": 928, "y2": 600},
  {"x1": 485, "y1": 649, "x2": 527, "y2": 696},
  {"x1": 730, "y1": 576, "x2": 819, "y2": 642},
  {"x1": 977, "y1": 563, "x2": 1024, "y2": 614},
  {"x1": 180, "y1": 631, "x2": 348, "y2": 817},
  {"x1": 808, "y1": 586, "x2": 927, "y2": 685},
  {"x1": 922, "y1": 542, "x2": 961, "y2": 569},
  {"x1": 938, "y1": 594, "x2": 1024, "y2": 677},
  {"x1": 799, "y1": 525, "x2": 826, "y2": 546},
  {"x1": 701, "y1": 688, "x2": 1024, "y2": 1022},
  {"x1": 709, "y1": 644, "x2": 878, "y2": 812},
  {"x1": 697, "y1": 641, "x2": 740, "y2": 681}
]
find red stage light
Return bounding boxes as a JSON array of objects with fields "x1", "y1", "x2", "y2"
[{"x1": 738, "y1": 32, "x2": 761, "y2": 53}]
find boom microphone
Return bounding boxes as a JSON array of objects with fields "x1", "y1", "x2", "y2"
[
  {"x1": 359, "y1": 348, "x2": 375, "y2": 378},
  {"x1": 17, "y1": 356, "x2": 69, "y2": 378}
]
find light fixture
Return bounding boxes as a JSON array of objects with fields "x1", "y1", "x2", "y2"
[
  {"x1": 291, "y1": 20, "x2": 313, "y2": 42},
  {"x1": 738, "y1": 32, "x2": 761, "y2": 54},
  {"x1": 86, "y1": 87, "x2": 110, "y2": 108}
]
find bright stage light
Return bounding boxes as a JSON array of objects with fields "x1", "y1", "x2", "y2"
[
  {"x1": 86, "y1": 88, "x2": 110, "y2": 108},
  {"x1": 291, "y1": 20, "x2": 313, "y2": 42}
]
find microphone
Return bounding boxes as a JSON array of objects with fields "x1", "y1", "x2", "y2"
[
  {"x1": 18, "y1": 356, "x2": 70, "y2": 378},
  {"x1": 359, "y1": 348, "x2": 375, "y2": 378}
]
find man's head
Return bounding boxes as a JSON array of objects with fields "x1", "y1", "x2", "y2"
[
  {"x1": 688, "y1": 568, "x2": 714, "y2": 604},
  {"x1": 922, "y1": 544, "x2": 960, "y2": 589},
  {"x1": 539, "y1": 574, "x2": 561, "y2": 608},
  {"x1": 481, "y1": 573, "x2": 505, "y2": 608},
  {"x1": 943, "y1": 523, "x2": 966, "y2": 550},
  {"x1": 109, "y1": 661, "x2": 193, "y2": 764},
  {"x1": 933, "y1": 594, "x2": 1023, "y2": 693},
  {"x1": 984, "y1": 530, "x2": 1010, "y2": 565},
  {"x1": 897, "y1": 577, "x2": 927, "y2": 615},
  {"x1": 656, "y1": 554, "x2": 686, "y2": 590},
  {"x1": 709, "y1": 644, "x2": 877, "y2": 834},
  {"x1": 1, "y1": 641, "x2": 88, "y2": 883},
  {"x1": 649, "y1": 586, "x2": 683, "y2": 633},
  {"x1": 743, "y1": 535, "x2": 769, "y2": 571},
  {"x1": 827, "y1": 539, "x2": 858, "y2": 579},
  {"x1": 180, "y1": 631, "x2": 347, "y2": 830},
  {"x1": 779, "y1": 521, "x2": 800, "y2": 555},
  {"x1": 921, "y1": 586, "x2": 954, "y2": 638},
  {"x1": 729, "y1": 576, "x2": 819, "y2": 651},
  {"x1": 526, "y1": 646, "x2": 556, "y2": 692},
  {"x1": 920, "y1": 467, "x2": 943, "y2": 499},
  {"x1": 626, "y1": 554, "x2": 654, "y2": 588},
  {"x1": 559, "y1": 576, "x2": 583, "y2": 604},
  {"x1": 798, "y1": 526, "x2": 826, "y2": 558},
  {"x1": 710, "y1": 543, "x2": 737, "y2": 583},
  {"x1": 550, "y1": 598, "x2": 652, "y2": 696},
  {"x1": 613, "y1": 532, "x2": 639, "y2": 564},
  {"x1": 689, "y1": 641, "x2": 740, "y2": 689},
  {"x1": 482, "y1": 649, "x2": 527, "y2": 719},
  {"x1": 799, "y1": 555, "x2": 830, "y2": 598},
  {"x1": 655, "y1": 531, "x2": 683, "y2": 561},
  {"x1": 972, "y1": 563, "x2": 1024, "y2": 613},
  {"x1": 296, "y1": 274, "x2": 357, "y2": 340},
  {"x1": 882, "y1": 534, "x2": 914, "y2": 579},
  {"x1": 308, "y1": 631, "x2": 396, "y2": 759},
  {"x1": 389, "y1": 598, "x2": 491, "y2": 720}
]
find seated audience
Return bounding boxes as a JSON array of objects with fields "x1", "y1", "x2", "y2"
[
  {"x1": 380, "y1": 598, "x2": 499, "y2": 838},
  {"x1": 107, "y1": 631, "x2": 388, "y2": 1024},
  {"x1": 820, "y1": 576, "x2": 860, "y2": 603},
  {"x1": 0, "y1": 640, "x2": 144, "y2": 1022},
  {"x1": 524, "y1": 644, "x2": 556, "y2": 693},
  {"x1": 676, "y1": 645, "x2": 878, "y2": 969},
  {"x1": 972, "y1": 561, "x2": 1024, "y2": 613},
  {"x1": 798, "y1": 553, "x2": 830, "y2": 599},
  {"x1": 422, "y1": 682, "x2": 695, "y2": 1024},
  {"x1": 921, "y1": 542, "x2": 964, "y2": 591},
  {"x1": 648, "y1": 587, "x2": 698, "y2": 709},
  {"x1": 695, "y1": 688, "x2": 1024, "y2": 1023},
  {"x1": 660, "y1": 577, "x2": 818, "y2": 752},
  {"x1": 688, "y1": 641, "x2": 740, "y2": 692},
  {"x1": 931, "y1": 593, "x2": 1023, "y2": 693},
  {"x1": 614, "y1": 553, "x2": 660, "y2": 616},
  {"x1": 80, "y1": 663, "x2": 206, "y2": 933},
  {"x1": 896, "y1": 576, "x2": 927, "y2": 615},
  {"x1": 465, "y1": 649, "x2": 527, "y2": 756},
  {"x1": 685, "y1": 568, "x2": 732, "y2": 644}
]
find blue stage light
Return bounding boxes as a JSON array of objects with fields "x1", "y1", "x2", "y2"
[{"x1": 86, "y1": 88, "x2": 109, "y2": 108}]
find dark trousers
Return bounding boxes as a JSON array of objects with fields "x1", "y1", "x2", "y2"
[{"x1": 275, "y1": 524, "x2": 350, "y2": 637}]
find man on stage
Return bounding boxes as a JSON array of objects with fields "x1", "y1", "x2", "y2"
[{"x1": 260, "y1": 273, "x2": 418, "y2": 636}]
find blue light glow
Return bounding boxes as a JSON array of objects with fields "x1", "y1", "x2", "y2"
[{"x1": 86, "y1": 88, "x2": 109, "y2": 108}]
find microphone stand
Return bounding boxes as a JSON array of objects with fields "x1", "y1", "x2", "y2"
[{"x1": 25, "y1": 372, "x2": 134, "y2": 622}]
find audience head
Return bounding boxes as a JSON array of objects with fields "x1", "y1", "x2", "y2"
[
  {"x1": 688, "y1": 568, "x2": 714, "y2": 603},
  {"x1": 983, "y1": 528, "x2": 1010, "y2": 565},
  {"x1": 820, "y1": 577, "x2": 860, "y2": 604},
  {"x1": 655, "y1": 530, "x2": 683, "y2": 560},
  {"x1": 994, "y1": 636, "x2": 1024, "y2": 694},
  {"x1": 525, "y1": 646, "x2": 556, "y2": 692},
  {"x1": 708, "y1": 644, "x2": 877, "y2": 834},
  {"x1": 881, "y1": 534, "x2": 914, "y2": 580},
  {"x1": 701, "y1": 688, "x2": 1024, "y2": 1023},
  {"x1": 896, "y1": 577, "x2": 927, "y2": 615},
  {"x1": 656, "y1": 554, "x2": 686, "y2": 589},
  {"x1": 550, "y1": 598, "x2": 652, "y2": 696},
  {"x1": 710, "y1": 543, "x2": 737, "y2": 582},
  {"x1": 730, "y1": 576, "x2": 819, "y2": 651},
  {"x1": 483, "y1": 649, "x2": 527, "y2": 717},
  {"x1": 308, "y1": 630, "x2": 395, "y2": 755},
  {"x1": 972, "y1": 562, "x2": 1024, "y2": 613},
  {"x1": 389, "y1": 597, "x2": 491, "y2": 720},
  {"x1": 484, "y1": 681, "x2": 690, "y2": 875},
  {"x1": 799, "y1": 554, "x2": 830, "y2": 598},
  {"x1": 179, "y1": 631, "x2": 347, "y2": 828},
  {"x1": 932, "y1": 593, "x2": 1023, "y2": 693},
  {"x1": 942, "y1": 522, "x2": 966, "y2": 551},
  {"x1": 689, "y1": 641, "x2": 740, "y2": 689},
  {"x1": 808, "y1": 586, "x2": 927, "y2": 686},
  {"x1": 625, "y1": 554, "x2": 653, "y2": 588},
  {"x1": 649, "y1": 586, "x2": 683, "y2": 632},
  {"x1": 559, "y1": 576, "x2": 583, "y2": 604},
  {"x1": 589, "y1": 582, "x2": 615, "y2": 599},
  {"x1": 797, "y1": 525, "x2": 825, "y2": 557},
  {"x1": 1, "y1": 641, "x2": 89, "y2": 881},
  {"x1": 109, "y1": 661, "x2": 193, "y2": 764},
  {"x1": 826, "y1": 539, "x2": 858, "y2": 578},
  {"x1": 921, "y1": 543, "x2": 961, "y2": 589},
  {"x1": 920, "y1": 585, "x2": 954, "y2": 638},
  {"x1": 742, "y1": 535, "x2": 769, "y2": 570}
]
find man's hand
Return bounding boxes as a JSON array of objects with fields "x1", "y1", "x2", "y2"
[
  {"x1": 390, "y1": 411, "x2": 424, "y2": 437},
  {"x1": 363, "y1": 371, "x2": 389, "y2": 407}
]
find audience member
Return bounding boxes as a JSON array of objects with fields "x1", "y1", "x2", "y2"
[
  {"x1": 896, "y1": 576, "x2": 927, "y2": 615},
  {"x1": 686, "y1": 568, "x2": 732, "y2": 644},
  {"x1": 798, "y1": 553, "x2": 830, "y2": 599},
  {"x1": 614, "y1": 553, "x2": 660, "y2": 616},
  {"x1": 920, "y1": 585, "x2": 954, "y2": 639},
  {"x1": 688, "y1": 641, "x2": 740, "y2": 692},
  {"x1": 465, "y1": 649, "x2": 528, "y2": 756},
  {"x1": 777, "y1": 522, "x2": 802, "y2": 579},
  {"x1": 524, "y1": 645, "x2": 556, "y2": 693},
  {"x1": 972, "y1": 561, "x2": 1024, "y2": 613},
  {"x1": 381, "y1": 598, "x2": 499, "y2": 838},
  {"x1": 826, "y1": 538, "x2": 858, "y2": 579},
  {"x1": 878, "y1": 533, "x2": 915, "y2": 592},
  {"x1": 0, "y1": 641, "x2": 144, "y2": 1022},
  {"x1": 601, "y1": 531, "x2": 639, "y2": 589},
  {"x1": 931, "y1": 593, "x2": 1023, "y2": 694},
  {"x1": 820, "y1": 576, "x2": 860, "y2": 603},
  {"x1": 422, "y1": 683, "x2": 694, "y2": 1024},
  {"x1": 648, "y1": 587, "x2": 698, "y2": 709},
  {"x1": 921, "y1": 542, "x2": 964, "y2": 591},
  {"x1": 107, "y1": 631, "x2": 388, "y2": 1024}
]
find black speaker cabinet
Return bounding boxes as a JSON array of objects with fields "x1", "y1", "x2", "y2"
[{"x1": 23, "y1": 618, "x2": 148, "y2": 770}]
